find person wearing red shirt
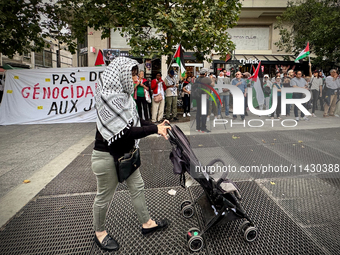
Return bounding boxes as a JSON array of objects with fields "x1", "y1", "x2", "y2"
[{"x1": 151, "y1": 72, "x2": 167, "y2": 123}]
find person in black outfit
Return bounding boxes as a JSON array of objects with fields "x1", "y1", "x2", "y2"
[
  {"x1": 192, "y1": 68, "x2": 212, "y2": 133},
  {"x1": 92, "y1": 57, "x2": 171, "y2": 252},
  {"x1": 182, "y1": 76, "x2": 191, "y2": 117}
]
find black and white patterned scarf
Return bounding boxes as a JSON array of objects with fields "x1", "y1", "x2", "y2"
[{"x1": 95, "y1": 57, "x2": 141, "y2": 145}]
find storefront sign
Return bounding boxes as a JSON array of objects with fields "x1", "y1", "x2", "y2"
[
  {"x1": 239, "y1": 58, "x2": 259, "y2": 65},
  {"x1": 228, "y1": 27, "x2": 270, "y2": 50}
]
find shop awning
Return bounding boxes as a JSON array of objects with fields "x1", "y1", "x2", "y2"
[
  {"x1": 213, "y1": 54, "x2": 295, "y2": 64},
  {"x1": 234, "y1": 54, "x2": 295, "y2": 62},
  {"x1": 3, "y1": 63, "x2": 30, "y2": 69}
]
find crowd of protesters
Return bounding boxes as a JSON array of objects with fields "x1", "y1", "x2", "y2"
[{"x1": 131, "y1": 65, "x2": 340, "y2": 131}]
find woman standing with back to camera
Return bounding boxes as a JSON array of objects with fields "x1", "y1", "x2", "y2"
[{"x1": 91, "y1": 57, "x2": 170, "y2": 252}]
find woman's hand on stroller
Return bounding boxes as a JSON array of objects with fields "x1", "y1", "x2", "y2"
[{"x1": 157, "y1": 120, "x2": 171, "y2": 140}]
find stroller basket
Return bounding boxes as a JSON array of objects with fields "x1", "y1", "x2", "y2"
[{"x1": 167, "y1": 124, "x2": 258, "y2": 252}]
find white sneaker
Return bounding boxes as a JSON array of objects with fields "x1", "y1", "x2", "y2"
[
  {"x1": 183, "y1": 113, "x2": 186, "y2": 118},
  {"x1": 187, "y1": 113, "x2": 191, "y2": 117},
  {"x1": 335, "y1": 114, "x2": 339, "y2": 117},
  {"x1": 296, "y1": 117, "x2": 299, "y2": 122},
  {"x1": 207, "y1": 116, "x2": 210, "y2": 121},
  {"x1": 217, "y1": 115, "x2": 221, "y2": 119},
  {"x1": 312, "y1": 113, "x2": 317, "y2": 117},
  {"x1": 210, "y1": 113, "x2": 214, "y2": 116},
  {"x1": 302, "y1": 117, "x2": 309, "y2": 121}
]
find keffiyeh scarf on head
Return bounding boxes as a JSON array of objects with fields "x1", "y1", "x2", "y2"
[{"x1": 95, "y1": 57, "x2": 141, "y2": 146}]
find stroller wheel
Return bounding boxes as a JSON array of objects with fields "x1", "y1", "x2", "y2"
[
  {"x1": 240, "y1": 220, "x2": 251, "y2": 233},
  {"x1": 188, "y1": 235, "x2": 204, "y2": 252},
  {"x1": 187, "y1": 228, "x2": 200, "y2": 236},
  {"x1": 244, "y1": 226, "x2": 258, "y2": 242},
  {"x1": 180, "y1": 200, "x2": 192, "y2": 210},
  {"x1": 181, "y1": 205, "x2": 195, "y2": 218}
]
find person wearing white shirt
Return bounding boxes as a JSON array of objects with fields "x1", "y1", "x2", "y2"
[{"x1": 324, "y1": 69, "x2": 340, "y2": 117}]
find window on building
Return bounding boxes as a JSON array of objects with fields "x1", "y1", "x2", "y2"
[{"x1": 35, "y1": 50, "x2": 53, "y2": 67}]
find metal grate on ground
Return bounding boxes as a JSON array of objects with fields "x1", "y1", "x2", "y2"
[
  {"x1": 306, "y1": 224, "x2": 340, "y2": 255},
  {"x1": 0, "y1": 194, "x2": 95, "y2": 255},
  {"x1": 258, "y1": 178, "x2": 340, "y2": 255},
  {"x1": 246, "y1": 131, "x2": 296, "y2": 145},
  {"x1": 267, "y1": 142, "x2": 340, "y2": 169},
  {"x1": 2, "y1": 128, "x2": 340, "y2": 254},
  {"x1": 226, "y1": 145, "x2": 298, "y2": 179},
  {"x1": 316, "y1": 173, "x2": 340, "y2": 189},
  {"x1": 188, "y1": 181, "x2": 326, "y2": 255},
  {"x1": 91, "y1": 187, "x2": 208, "y2": 255},
  {"x1": 308, "y1": 128, "x2": 340, "y2": 141},
  {"x1": 258, "y1": 177, "x2": 339, "y2": 199},
  {"x1": 212, "y1": 133, "x2": 259, "y2": 147},
  {"x1": 40, "y1": 144, "x2": 179, "y2": 196},
  {"x1": 38, "y1": 155, "x2": 97, "y2": 196}
]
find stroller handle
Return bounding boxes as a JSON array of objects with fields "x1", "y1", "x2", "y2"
[{"x1": 165, "y1": 123, "x2": 176, "y2": 140}]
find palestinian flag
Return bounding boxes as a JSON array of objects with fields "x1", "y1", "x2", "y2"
[
  {"x1": 225, "y1": 53, "x2": 231, "y2": 62},
  {"x1": 295, "y1": 42, "x2": 310, "y2": 63},
  {"x1": 249, "y1": 61, "x2": 264, "y2": 108},
  {"x1": 174, "y1": 45, "x2": 186, "y2": 77},
  {"x1": 95, "y1": 49, "x2": 105, "y2": 66}
]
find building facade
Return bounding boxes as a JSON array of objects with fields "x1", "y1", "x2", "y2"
[
  {"x1": 0, "y1": 38, "x2": 73, "y2": 70},
  {"x1": 212, "y1": 0, "x2": 299, "y2": 78},
  {"x1": 75, "y1": 0, "x2": 299, "y2": 78}
]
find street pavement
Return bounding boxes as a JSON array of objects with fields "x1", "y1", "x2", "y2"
[{"x1": 0, "y1": 108, "x2": 339, "y2": 254}]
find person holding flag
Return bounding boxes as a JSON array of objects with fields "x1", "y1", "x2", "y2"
[
  {"x1": 295, "y1": 42, "x2": 310, "y2": 63},
  {"x1": 248, "y1": 62, "x2": 265, "y2": 115},
  {"x1": 174, "y1": 44, "x2": 186, "y2": 78}
]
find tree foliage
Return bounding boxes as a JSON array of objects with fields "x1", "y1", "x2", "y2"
[
  {"x1": 0, "y1": 0, "x2": 45, "y2": 58},
  {"x1": 54, "y1": 0, "x2": 242, "y2": 63},
  {"x1": 275, "y1": 0, "x2": 340, "y2": 68},
  {"x1": 0, "y1": 0, "x2": 76, "y2": 58}
]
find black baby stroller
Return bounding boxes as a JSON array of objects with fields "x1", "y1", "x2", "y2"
[{"x1": 167, "y1": 124, "x2": 258, "y2": 252}]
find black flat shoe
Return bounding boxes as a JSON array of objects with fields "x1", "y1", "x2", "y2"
[
  {"x1": 142, "y1": 219, "x2": 169, "y2": 235},
  {"x1": 94, "y1": 234, "x2": 119, "y2": 251}
]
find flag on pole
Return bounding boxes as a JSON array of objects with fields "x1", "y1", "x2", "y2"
[
  {"x1": 294, "y1": 42, "x2": 310, "y2": 63},
  {"x1": 95, "y1": 50, "x2": 105, "y2": 66},
  {"x1": 249, "y1": 61, "x2": 264, "y2": 108},
  {"x1": 174, "y1": 45, "x2": 186, "y2": 77},
  {"x1": 225, "y1": 53, "x2": 231, "y2": 62}
]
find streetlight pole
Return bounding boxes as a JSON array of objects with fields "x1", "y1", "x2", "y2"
[
  {"x1": 50, "y1": 29, "x2": 61, "y2": 68},
  {"x1": 56, "y1": 43, "x2": 60, "y2": 68}
]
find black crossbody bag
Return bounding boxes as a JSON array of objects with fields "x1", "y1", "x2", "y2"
[{"x1": 115, "y1": 147, "x2": 141, "y2": 183}]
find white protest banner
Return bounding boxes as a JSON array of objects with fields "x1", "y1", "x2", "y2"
[{"x1": 0, "y1": 67, "x2": 105, "y2": 125}]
